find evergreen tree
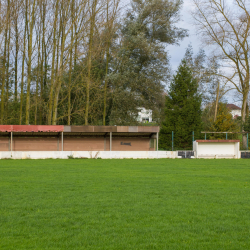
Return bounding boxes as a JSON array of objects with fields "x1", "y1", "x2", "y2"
[{"x1": 159, "y1": 60, "x2": 202, "y2": 150}]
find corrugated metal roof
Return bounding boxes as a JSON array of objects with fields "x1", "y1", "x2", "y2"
[
  {"x1": 0, "y1": 125, "x2": 159, "y2": 133},
  {"x1": 0, "y1": 125, "x2": 64, "y2": 132}
]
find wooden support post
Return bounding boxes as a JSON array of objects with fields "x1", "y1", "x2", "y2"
[
  {"x1": 61, "y1": 132, "x2": 64, "y2": 151},
  {"x1": 9, "y1": 133, "x2": 11, "y2": 151},
  {"x1": 156, "y1": 132, "x2": 158, "y2": 151},
  {"x1": 110, "y1": 132, "x2": 112, "y2": 151},
  {"x1": 11, "y1": 132, "x2": 13, "y2": 152},
  {"x1": 57, "y1": 133, "x2": 59, "y2": 151}
]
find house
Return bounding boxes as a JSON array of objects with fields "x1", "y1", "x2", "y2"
[
  {"x1": 137, "y1": 107, "x2": 152, "y2": 123},
  {"x1": 226, "y1": 104, "x2": 241, "y2": 118}
]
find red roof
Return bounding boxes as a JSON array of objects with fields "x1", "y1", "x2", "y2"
[
  {"x1": 196, "y1": 140, "x2": 240, "y2": 143},
  {"x1": 226, "y1": 104, "x2": 241, "y2": 110},
  {"x1": 0, "y1": 125, "x2": 64, "y2": 132}
]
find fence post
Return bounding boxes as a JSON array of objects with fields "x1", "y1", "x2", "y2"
[
  {"x1": 156, "y1": 132, "x2": 159, "y2": 151},
  {"x1": 192, "y1": 131, "x2": 194, "y2": 150},
  {"x1": 172, "y1": 131, "x2": 174, "y2": 151},
  {"x1": 226, "y1": 133, "x2": 228, "y2": 140},
  {"x1": 205, "y1": 133, "x2": 206, "y2": 140},
  {"x1": 247, "y1": 133, "x2": 249, "y2": 150}
]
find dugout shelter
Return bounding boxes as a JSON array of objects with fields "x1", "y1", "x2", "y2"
[{"x1": 0, "y1": 125, "x2": 159, "y2": 152}]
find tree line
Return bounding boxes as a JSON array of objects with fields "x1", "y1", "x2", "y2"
[
  {"x1": 0, "y1": 0, "x2": 249, "y2": 147},
  {"x1": 0, "y1": 0, "x2": 186, "y2": 126}
]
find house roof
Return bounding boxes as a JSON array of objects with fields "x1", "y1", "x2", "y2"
[{"x1": 226, "y1": 104, "x2": 241, "y2": 110}]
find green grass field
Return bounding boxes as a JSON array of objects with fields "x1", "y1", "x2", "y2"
[{"x1": 0, "y1": 159, "x2": 250, "y2": 249}]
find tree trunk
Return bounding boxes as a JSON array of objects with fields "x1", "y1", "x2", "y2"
[
  {"x1": 214, "y1": 81, "x2": 220, "y2": 122},
  {"x1": 52, "y1": 1, "x2": 67, "y2": 125},
  {"x1": 20, "y1": 0, "x2": 28, "y2": 125},
  {"x1": 48, "y1": 0, "x2": 59, "y2": 125},
  {"x1": 85, "y1": 0, "x2": 97, "y2": 125},
  {"x1": 1, "y1": 1, "x2": 9, "y2": 124},
  {"x1": 242, "y1": 90, "x2": 249, "y2": 149},
  {"x1": 14, "y1": 14, "x2": 19, "y2": 102},
  {"x1": 103, "y1": 0, "x2": 110, "y2": 125},
  {"x1": 5, "y1": 20, "x2": 11, "y2": 122},
  {"x1": 67, "y1": 0, "x2": 74, "y2": 126},
  {"x1": 26, "y1": 0, "x2": 36, "y2": 125},
  {"x1": 39, "y1": 0, "x2": 46, "y2": 125},
  {"x1": 35, "y1": 31, "x2": 41, "y2": 125}
]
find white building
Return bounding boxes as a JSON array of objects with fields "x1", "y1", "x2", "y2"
[
  {"x1": 226, "y1": 104, "x2": 241, "y2": 118},
  {"x1": 137, "y1": 107, "x2": 152, "y2": 123}
]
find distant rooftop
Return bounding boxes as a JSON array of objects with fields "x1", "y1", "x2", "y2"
[{"x1": 226, "y1": 104, "x2": 241, "y2": 110}]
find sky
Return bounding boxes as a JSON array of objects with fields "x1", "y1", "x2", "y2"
[
  {"x1": 120, "y1": 0, "x2": 241, "y2": 105},
  {"x1": 168, "y1": 0, "x2": 200, "y2": 71},
  {"x1": 168, "y1": 0, "x2": 238, "y2": 105}
]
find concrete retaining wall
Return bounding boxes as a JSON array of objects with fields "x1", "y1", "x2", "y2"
[{"x1": 0, "y1": 151, "x2": 178, "y2": 159}]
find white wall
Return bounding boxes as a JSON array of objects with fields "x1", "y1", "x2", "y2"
[
  {"x1": 194, "y1": 141, "x2": 240, "y2": 159},
  {"x1": 0, "y1": 151, "x2": 178, "y2": 159},
  {"x1": 137, "y1": 107, "x2": 152, "y2": 123},
  {"x1": 231, "y1": 109, "x2": 241, "y2": 118}
]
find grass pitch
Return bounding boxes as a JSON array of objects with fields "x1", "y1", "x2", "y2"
[{"x1": 0, "y1": 159, "x2": 250, "y2": 249}]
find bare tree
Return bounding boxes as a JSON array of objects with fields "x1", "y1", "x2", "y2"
[
  {"x1": 20, "y1": 0, "x2": 28, "y2": 124},
  {"x1": 192, "y1": 0, "x2": 250, "y2": 148},
  {"x1": 48, "y1": 0, "x2": 59, "y2": 125}
]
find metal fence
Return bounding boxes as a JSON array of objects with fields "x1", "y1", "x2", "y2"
[{"x1": 160, "y1": 131, "x2": 249, "y2": 151}]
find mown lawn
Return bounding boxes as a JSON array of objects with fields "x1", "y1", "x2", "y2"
[{"x1": 0, "y1": 159, "x2": 250, "y2": 249}]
